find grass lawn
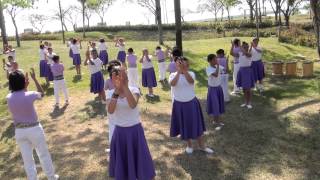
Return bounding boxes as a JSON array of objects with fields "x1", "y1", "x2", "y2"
[{"x1": 0, "y1": 37, "x2": 319, "y2": 180}]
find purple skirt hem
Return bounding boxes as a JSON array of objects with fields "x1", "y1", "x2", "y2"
[
  {"x1": 109, "y1": 123, "x2": 156, "y2": 180},
  {"x1": 90, "y1": 71, "x2": 105, "y2": 93},
  {"x1": 73, "y1": 54, "x2": 81, "y2": 65},
  {"x1": 170, "y1": 98, "x2": 206, "y2": 140},
  {"x1": 99, "y1": 50, "x2": 109, "y2": 65},
  {"x1": 251, "y1": 60, "x2": 265, "y2": 82},
  {"x1": 206, "y1": 86, "x2": 225, "y2": 116},
  {"x1": 236, "y1": 67, "x2": 255, "y2": 89},
  {"x1": 117, "y1": 51, "x2": 126, "y2": 63},
  {"x1": 142, "y1": 68, "x2": 157, "y2": 88},
  {"x1": 39, "y1": 60, "x2": 49, "y2": 77}
]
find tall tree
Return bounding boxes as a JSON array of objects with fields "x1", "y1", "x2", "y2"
[
  {"x1": 88, "y1": 0, "x2": 113, "y2": 25},
  {"x1": 5, "y1": 0, "x2": 32, "y2": 47},
  {"x1": 244, "y1": 0, "x2": 256, "y2": 22},
  {"x1": 280, "y1": 0, "x2": 303, "y2": 26},
  {"x1": 219, "y1": 0, "x2": 241, "y2": 24},
  {"x1": 78, "y1": 0, "x2": 87, "y2": 38},
  {"x1": 65, "y1": 5, "x2": 79, "y2": 31},
  {"x1": 197, "y1": 0, "x2": 223, "y2": 22},
  {"x1": 135, "y1": 0, "x2": 163, "y2": 45},
  {"x1": 310, "y1": 0, "x2": 320, "y2": 58},
  {"x1": 0, "y1": 0, "x2": 8, "y2": 49},
  {"x1": 29, "y1": 14, "x2": 48, "y2": 33},
  {"x1": 58, "y1": 0, "x2": 65, "y2": 44},
  {"x1": 174, "y1": 0, "x2": 182, "y2": 52},
  {"x1": 269, "y1": 0, "x2": 282, "y2": 24}
]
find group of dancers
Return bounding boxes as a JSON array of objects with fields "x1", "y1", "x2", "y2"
[{"x1": 4, "y1": 36, "x2": 264, "y2": 180}]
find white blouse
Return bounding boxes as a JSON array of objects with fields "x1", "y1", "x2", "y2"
[
  {"x1": 39, "y1": 49, "x2": 47, "y2": 60},
  {"x1": 47, "y1": 52, "x2": 56, "y2": 65},
  {"x1": 99, "y1": 43, "x2": 107, "y2": 51},
  {"x1": 106, "y1": 87, "x2": 141, "y2": 127},
  {"x1": 251, "y1": 46, "x2": 262, "y2": 61},
  {"x1": 70, "y1": 44, "x2": 80, "y2": 54},
  {"x1": 169, "y1": 71, "x2": 196, "y2": 102},
  {"x1": 118, "y1": 45, "x2": 125, "y2": 51},
  {"x1": 87, "y1": 58, "x2": 103, "y2": 74},
  {"x1": 141, "y1": 55, "x2": 154, "y2": 69},
  {"x1": 239, "y1": 52, "x2": 252, "y2": 67},
  {"x1": 206, "y1": 66, "x2": 223, "y2": 87}
]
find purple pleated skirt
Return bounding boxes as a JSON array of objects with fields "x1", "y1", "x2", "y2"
[
  {"x1": 47, "y1": 64, "x2": 54, "y2": 81},
  {"x1": 72, "y1": 54, "x2": 81, "y2": 65},
  {"x1": 142, "y1": 68, "x2": 157, "y2": 88},
  {"x1": 207, "y1": 86, "x2": 225, "y2": 116},
  {"x1": 90, "y1": 71, "x2": 105, "y2": 93},
  {"x1": 69, "y1": 48, "x2": 73, "y2": 58},
  {"x1": 109, "y1": 123, "x2": 156, "y2": 180},
  {"x1": 236, "y1": 66, "x2": 255, "y2": 89},
  {"x1": 170, "y1": 97, "x2": 206, "y2": 140},
  {"x1": 117, "y1": 51, "x2": 126, "y2": 63},
  {"x1": 99, "y1": 50, "x2": 109, "y2": 65},
  {"x1": 251, "y1": 60, "x2": 265, "y2": 82},
  {"x1": 39, "y1": 60, "x2": 49, "y2": 77}
]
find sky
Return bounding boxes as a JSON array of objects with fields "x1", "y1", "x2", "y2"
[{"x1": 2, "y1": 0, "x2": 306, "y2": 36}]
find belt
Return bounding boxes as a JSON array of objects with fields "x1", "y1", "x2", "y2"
[
  {"x1": 128, "y1": 64, "x2": 137, "y2": 68},
  {"x1": 158, "y1": 59, "x2": 165, "y2": 63},
  {"x1": 15, "y1": 122, "x2": 39, "y2": 129},
  {"x1": 54, "y1": 75, "x2": 64, "y2": 80}
]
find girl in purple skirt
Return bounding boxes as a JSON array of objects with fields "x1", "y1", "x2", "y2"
[
  {"x1": 106, "y1": 64, "x2": 156, "y2": 180},
  {"x1": 98, "y1": 38, "x2": 109, "y2": 70},
  {"x1": 230, "y1": 38, "x2": 241, "y2": 94},
  {"x1": 250, "y1": 37, "x2": 265, "y2": 92},
  {"x1": 169, "y1": 56, "x2": 214, "y2": 154},
  {"x1": 127, "y1": 48, "x2": 139, "y2": 88},
  {"x1": 70, "y1": 38, "x2": 82, "y2": 76},
  {"x1": 46, "y1": 47, "x2": 56, "y2": 82},
  {"x1": 206, "y1": 54, "x2": 225, "y2": 131},
  {"x1": 216, "y1": 49, "x2": 230, "y2": 102},
  {"x1": 115, "y1": 38, "x2": 126, "y2": 67},
  {"x1": 39, "y1": 44, "x2": 49, "y2": 85},
  {"x1": 84, "y1": 49, "x2": 106, "y2": 103},
  {"x1": 140, "y1": 48, "x2": 157, "y2": 97},
  {"x1": 236, "y1": 42, "x2": 254, "y2": 109}
]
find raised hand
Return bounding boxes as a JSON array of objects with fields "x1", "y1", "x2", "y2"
[
  {"x1": 30, "y1": 68, "x2": 36, "y2": 80},
  {"x1": 25, "y1": 72, "x2": 30, "y2": 88}
]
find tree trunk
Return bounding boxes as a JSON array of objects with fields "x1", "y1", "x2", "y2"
[
  {"x1": 11, "y1": 16, "x2": 20, "y2": 47},
  {"x1": 174, "y1": 0, "x2": 182, "y2": 53},
  {"x1": 214, "y1": 12, "x2": 217, "y2": 22},
  {"x1": 155, "y1": 0, "x2": 163, "y2": 45},
  {"x1": 310, "y1": 0, "x2": 320, "y2": 58},
  {"x1": 284, "y1": 14, "x2": 290, "y2": 26},
  {"x1": 227, "y1": 8, "x2": 231, "y2": 24},
  {"x1": 0, "y1": 1, "x2": 8, "y2": 50},
  {"x1": 82, "y1": 3, "x2": 86, "y2": 38},
  {"x1": 255, "y1": 0, "x2": 259, "y2": 37},
  {"x1": 249, "y1": 4, "x2": 255, "y2": 22},
  {"x1": 221, "y1": 8, "x2": 224, "y2": 21},
  {"x1": 63, "y1": 22, "x2": 68, "y2": 32},
  {"x1": 58, "y1": 0, "x2": 65, "y2": 44}
]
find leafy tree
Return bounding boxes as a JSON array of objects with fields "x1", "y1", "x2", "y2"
[
  {"x1": 310, "y1": 0, "x2": 320, "y2": 58},
  {"x1": 29, "y1": 14, "x2": 48, "y2": 33},
  {"x1": 219, "y1": 0, "x2": 241, "y2": 24},
  {"x1": 197, "y1": 0, "x2": 223, "y2": 22},
  {"x1": 280, "y1": 0, "x2": 304, "y2": 26}
]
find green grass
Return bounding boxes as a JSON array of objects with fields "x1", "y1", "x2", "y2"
[{"x1": 0, "y1": 38, "x2": 319, "y2": 179}]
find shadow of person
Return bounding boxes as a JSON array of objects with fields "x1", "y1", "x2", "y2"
[{"x1": 50, "y1": 104, "x2": 69, "y2": 119}]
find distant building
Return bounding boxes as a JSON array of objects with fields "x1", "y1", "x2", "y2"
[
  {"x1": 24, "y1": 28, "x2": 33, "y2": 34},
  {"x1": 125, "y1": 21, "x2": 130, "y2": 26}
]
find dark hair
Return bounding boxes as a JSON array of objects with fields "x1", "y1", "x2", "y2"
[
  {"x1": 242, "y1": 41, "x2": 249, "y2": 47},
  {"x1": 216, "y1": 49, "x2": 225, "y2": 55},
  {"x1": 207, "y1": 54, "x2": 216, "y2": 62},
  {"x1": 107, "y1": 60, "x2": 121, "y2": 78},
  {"x1": 8, "y1": 56, "x2": 13, "y2": 60},
  {"x1": 9, "y1": 71, "x2": 25, "y2": 92},
  {"x1": 156, "y1": 46, "x2": 161, "y2": 50},
  {"x1": 91, "y1": 49, "x2": 98, "y2": 54},
  {"x1": 128, "y1": 48, "x2": 134, "y2": 53},
  {"x1": 53, "y1": 55, "x2": 60, "y2": 63},
  {"x1": 40, "y1": 44, "x2": 44, "y2": 49},
  {"x1": 72, "y1": 39, "x2": 77, "y2": 44},
  {"x1": 174, "y1": 56, "x2": 189, "y2": 62},
  {"x1": 48, "y1": 47, "x2": 53, "y2": 51},
  {"x1": 234, "y1": 38, "x2": 240, "y2": 46},
  {"x1": 172, "y1": 47, "x2": 182, "y2": 57},
  {"x1": 99, "y1": 38, "x2": 105, "y2": 43}
]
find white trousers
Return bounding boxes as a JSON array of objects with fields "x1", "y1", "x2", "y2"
[
  {"x1": 233, "y1": 63, "x2": 240, "y2": 92},
  {"x1": 53, "y1": 79, "x2": 69, "y2": 104},
  {"x1": 158, "y1": 62, "x2": 167, "y2": 80},
  {"x1": 220, "y1": 74, "x2": 230, "y2": 102},
  {"x1": 127, "y1": 68, "x2": 139, "y2": 88},
  {"x1": 15, "y1": 124, "x2": 56, "y2": 180}
]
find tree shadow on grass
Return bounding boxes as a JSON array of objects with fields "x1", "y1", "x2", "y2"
[
  {"x1": 160, "y1": 80, "x2": 170, "y2": 91},
  {"x1": 68, "y1": 66, "x2": 75, "y2": 70},
  {"x1": 49, "y1": 104, "x2": 69, "y2": 119},
  {"x1": 0, "y1": 123, "x2": 14, "y2": 141},
  {"x1": 144, "y1": 95, "x2": 161, "y2": 104},
  {"x1": 78, "y1": 99, "x2": 107, "y2": 121}
]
